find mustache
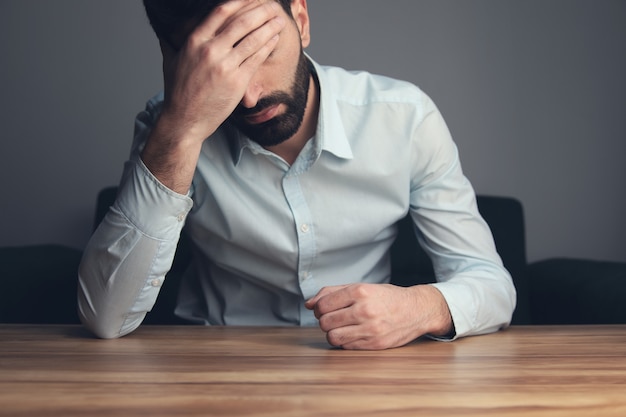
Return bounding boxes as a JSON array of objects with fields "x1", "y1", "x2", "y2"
[{"x1": 233, "y1": 92, "x2": 292, "y2": 117}]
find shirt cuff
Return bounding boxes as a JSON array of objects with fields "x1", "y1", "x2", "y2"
[{"x1": 115, "y1": 157, "x2": 193, "y2": 240}]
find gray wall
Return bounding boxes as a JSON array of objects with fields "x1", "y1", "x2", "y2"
[{"x1": 1, "y1": 0, "x2": 625, "y2": 263}]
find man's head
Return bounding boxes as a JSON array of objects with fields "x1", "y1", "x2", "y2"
[
  {"x1": 143, "y1": 0, "x2": 293, "y2": 51},
  {"x1": 143, "y1": 0, "x2": 314, "y2": 148}
]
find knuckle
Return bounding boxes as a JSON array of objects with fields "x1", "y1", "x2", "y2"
[
  {"x1": 318, "y1": 315, "x2": 332, "y2": 332},
  {"x1": 367, "y1": 320, "x2": 385, "y2": 336},
  {"x1": 319, "y1": 285, "x2": 331, "y2": 294},
  {"x1": 234, "y1": 13, "x2": 256, "y2": 31},
  {"x1": 197, "y1": 44, "x2": 215, "y2": 62},
  {"x1": 359, "y1": 303, "x2": 378, "y2": 320},
  {"x1": 202, "y1": 59, "x2": 230, "y2": 83},
  {"x1": 211, "y1": 59, "x2": 230, "y2": 76},
  {"x1": 311, "y1": 306, "x2": 322, "y2": 320},
  {"x1": 186, "y1": 31, "x2": 206, "y2": 50},
  {"x1": 314, "y1": 299, "x2": 329, "y2": 317},
  {"x1": 326, "y1": 330, "x2": 344, "y2": 347},
  {"x1": 352, "y1": 283, "x2": 371, "y2": 299},
  {"x1": 213, "y1": 3, "x2": 232, "y2": 19}
]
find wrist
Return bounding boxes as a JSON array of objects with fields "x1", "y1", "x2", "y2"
[
  {"x1": 425, "y1": 284, "x2": 455, "y2": 337},
  {"x1": 140, "y1": 114, "x2": 205, "y2": 195},
  {"x1": 407, "y1": 284, "x2": 455, "y2": 338}
]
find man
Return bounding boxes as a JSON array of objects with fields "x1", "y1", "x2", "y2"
[{"x1": 78, "y1": 0, "x2": 516, "y2": 349}]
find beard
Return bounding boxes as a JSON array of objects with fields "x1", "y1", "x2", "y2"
[{"x1": 229, "y1": 51, "x2": 312, "y2": 147}]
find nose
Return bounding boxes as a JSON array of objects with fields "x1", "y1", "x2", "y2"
[{"x1": 241, "y1": 81, "x2": 263, "y2": 109}]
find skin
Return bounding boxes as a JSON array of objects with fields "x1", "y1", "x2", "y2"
[{"x1": 142, "y1": 0, "x2": 453, "y2": 350}]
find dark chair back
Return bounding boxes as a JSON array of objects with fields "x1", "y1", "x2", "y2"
[{"x1": 0, "y1": 245, "x2": 82, "y2": 323}]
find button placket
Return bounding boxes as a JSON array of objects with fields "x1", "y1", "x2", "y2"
[{"x1": 282, "y1": 174, "x2": 317, "y2": 299}]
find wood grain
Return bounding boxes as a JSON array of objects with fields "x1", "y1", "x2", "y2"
[{"x1": 1, "y1": 325, "x2": 625, "y2": 416}]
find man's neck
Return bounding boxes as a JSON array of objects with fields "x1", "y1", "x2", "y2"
[{"x1": 264, "y1": 74, "x2": 320, "y2": 165}]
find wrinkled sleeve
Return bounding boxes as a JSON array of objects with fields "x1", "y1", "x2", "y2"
[
  {"x1": 409, "y1": 99, "x2": 517, "y2": 340},
  {"x1": 77, "y1": 99, "x2": 193, "y2": 338}
]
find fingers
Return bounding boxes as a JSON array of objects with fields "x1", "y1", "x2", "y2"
[
  {"x1": 223, "y1": 2, "x2": 286, "y2": 70},
  {"x1": 326, "y1": 328, "x2": 384, "y2": 351},
  {"x1": 189, "y1": 0, "x2": 284, "y2": 56},
  {"x1": 306, "y1": 284, "x2": 420, "y2": 350},
  {"x1": 218, "y1": 0, "x2": 282, "y2": 41},
  {"x1": 306, "y1": 285, "x2": 364, "y2": 334},
  {"x1": 314, "y1": 286, "x2": 379, "y2": 331},
  {"x1": 181, "y1": 0, "x2": 285, "y2": 83},
  {"x1": 235, "y1": 15, "x2": 283, "y2": 71},
  {"x1": 304, "y1": 284, "x2": 350, "y2": 313},
  {"x1": 308, "y1": 286, "x2": 371, "y2": 348},
  {"x1": 191, "y1": 0, "x2": 267, "y2": 42}
]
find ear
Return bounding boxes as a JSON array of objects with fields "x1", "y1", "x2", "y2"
[{"x1": 290, "y1": 0, "x2": 311, "y2": 48}]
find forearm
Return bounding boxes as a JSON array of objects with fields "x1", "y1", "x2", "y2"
[
  {"x1": 78, "y1": 159, "x2": 192, "y2": 338},
  {"x1": 409, "y1": 104, "x2": 516, "y2": 339},
  {"x1": 140, "y1": 110, "x2": 206, "y2": 195},
  {"x1": 414, "y1": 205, "x2": 516, "y2": 339},
  {"x1": 77, "y1": 213, "x2": 174, "y2": 338}
]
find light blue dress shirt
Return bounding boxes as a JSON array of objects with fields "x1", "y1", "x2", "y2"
[{"x1": 78, "y1": 58, "x2": 516, "y2": 339}]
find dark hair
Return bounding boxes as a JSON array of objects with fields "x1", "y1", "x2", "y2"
[{"x1": 143, "y1": 0, "x2": 293, "y2": 47}]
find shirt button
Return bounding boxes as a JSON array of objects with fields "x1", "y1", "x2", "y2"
[
  {"x1": 176, "y1": 213, "x2": 185, "y2": 222},
  {"x1": 150, "y1": 279, "x2": 162, "y2": 288},
  {"x1": 300, "y1": 223, "x2": 310, "y2": 233}
]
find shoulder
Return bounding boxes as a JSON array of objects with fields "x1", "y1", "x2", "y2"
[{"x1": 317, "y1": 64, "x2": 433, "y2": 111}]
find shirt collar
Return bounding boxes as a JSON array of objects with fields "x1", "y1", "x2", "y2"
[
  {"x1": 309, "y1": 55, "x2": 353, "y2": 160},
  {"x1": 229, "y1": 54, "x2": 354, "y2": 166}
]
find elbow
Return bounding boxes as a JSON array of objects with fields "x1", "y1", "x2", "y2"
[
  {"x1": 78, "y1": 308, "x2": 143, "y2": 339},
  {"x1": 77, "y1": 283, "x2": 137, "y2": 339},
  {"x1": 77, "y1": 303, "x2": 123, "y2": 339},
  {"x1": 84, "y1": 325, "x2": 123, "y2": 340},
  {"x1": 76, "y1": 260, "x2": 143, "y2": 339},
  {"x1": 77, "y1": 296, "x2": 144, "y2": 339},
  {"x1": 506, "y1": 272, "x2": 518, "y2": 324},
  {"x1": 76, "y1": 277, "x2": 120, "y2": 339},
  {"x1": 494, "y1": 274, "x2": 517, "y2": 330}
]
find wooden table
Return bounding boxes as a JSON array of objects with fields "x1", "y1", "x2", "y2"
[{"x1": 1, "y1": 325, "x2": 625, "y2": 416}]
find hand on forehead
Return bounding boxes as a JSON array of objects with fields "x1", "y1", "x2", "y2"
[
  {"x1": 169, "y1": 0, "x2": 283, "y2": 50},
  {"x1": 213, "y1": 0, "x2": 283, "y2": 36}
]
